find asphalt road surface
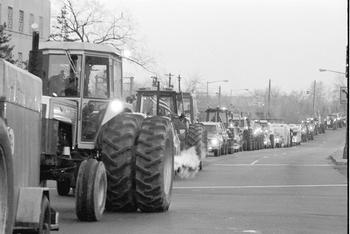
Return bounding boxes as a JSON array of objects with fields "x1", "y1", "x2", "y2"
[{"x1": 51, "y1": 128, "x2": 347, "y2": 234}]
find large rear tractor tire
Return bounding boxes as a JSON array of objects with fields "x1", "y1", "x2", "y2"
[
  {"x1": 0, "y1": 119, "x2": 14, "y2": 234},
  {"x1": 75, "y1": 159, "x2": 107, "y2": 221},
  {"x1": 185, "y1": 124, "x2": 204, "y2": 170},
  {"x1": 135, "y1": 116, "x2": 174, "y2": 212},
  {"x1": 96, "y1": 113, "x2": 144, "y2": 212}
]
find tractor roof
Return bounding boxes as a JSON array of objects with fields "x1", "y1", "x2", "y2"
[
  {"x1": 39, "y1": 41, "x2": 121, "y2": 56},
  {"x1": 205, "y1": 107, "x2": 228, "y2": 112},
  {"x1": 137, "y1": 88, "x2": 177, "y2": 96}
]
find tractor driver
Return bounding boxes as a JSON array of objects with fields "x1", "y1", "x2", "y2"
[
  {"x1": 48, "y1": 70, "x2": 66, "y2": 96},
  {"x1": 64, "y1": 55, "x2": 80, "y2": 96}
]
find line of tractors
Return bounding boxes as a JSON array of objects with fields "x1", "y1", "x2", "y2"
[{"x1": 1, "y1": 32, "x2": 209, "y2": 233}]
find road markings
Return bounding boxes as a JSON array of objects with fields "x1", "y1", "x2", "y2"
[
  {"x1": 213, "y1": 163, "x2": 333, "y2": 167},
  {"x1": 173, "y1": 184, "x2": 347, "y2": 189},
  {"x1": 242, "y1": 230, "x2": 259, "y2": 234}
]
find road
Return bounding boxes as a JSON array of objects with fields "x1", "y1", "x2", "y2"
[{"x1": 51, "y1": 128, "x2": 347, "y2": 234}]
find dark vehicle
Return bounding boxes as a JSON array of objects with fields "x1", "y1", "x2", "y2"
[{"x1": 135, "y1": 87, "x2": 205, "y2": 173}]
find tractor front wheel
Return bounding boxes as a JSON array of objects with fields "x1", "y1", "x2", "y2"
[
  {"x1": 75, "y1": 159, "x2": 107, "y2": 221},
  {"x1": 135, "y1": 116, "x2": 174, "y2": 212}
]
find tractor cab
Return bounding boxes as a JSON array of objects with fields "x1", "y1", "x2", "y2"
[
  {"x1": 176, "y1": 92, "x2": 199, "y2": 124},
  {"x1": 205, "y1": 107, "x2": 231, "y2": 127},
  {"x1": 136, "y1": 88, "x2": 178, "y2": 117},
  {"x1": 38, "y1": 42, "x2": 124, "y2": 149}
]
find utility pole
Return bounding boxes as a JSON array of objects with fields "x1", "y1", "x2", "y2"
[
  {"x1": 312, "y1": 80, "x2": 316, "y2": 116},
  {"x1": 207, "y1": 81, "x2": 209, "y2": 103},
  {"x1": 267, "y1": 79, "x2": 271, "y2": 119},
  {"x1": 177, "y1": 75, "x2": 181, "y2": 92},
  {"x1": 165, "y1": 73, "x2": 174, "y2": 89}
]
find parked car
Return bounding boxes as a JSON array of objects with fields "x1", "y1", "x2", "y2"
[{"x1": 202, "y1": 122, "x2": 226, "y2": 156}]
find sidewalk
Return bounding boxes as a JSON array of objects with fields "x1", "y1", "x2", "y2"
[{"x1": 329, "y1": 148, "x2": 348, "y2": 165}]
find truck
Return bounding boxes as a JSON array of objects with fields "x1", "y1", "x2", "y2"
[{"x1": 0, "y1": 59, "x2": 59, "y2": 233}]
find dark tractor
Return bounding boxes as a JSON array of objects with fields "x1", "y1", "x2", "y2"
[
  {"x1": 177, "y1": 92, "x2": 207, "y2": 170},
  {"x1": 135, "y1": 87, "x2": 205, "y2": 174}
]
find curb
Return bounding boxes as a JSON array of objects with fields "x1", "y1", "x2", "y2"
[{"x1": 328, "y1": 155, "x2": 347, "y2": 166}]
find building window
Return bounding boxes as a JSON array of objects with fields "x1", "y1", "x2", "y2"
[
  {"x1": 19, "y1": 10, "x2": 24, "y2": 32},
  {"x1": 39, "y1": 16, "x2": 43, "y2": 35},
  {"x1": 7, "y1": 6, "x2": 13, "y2": 29},
  {"x1": 29, "y1": 13, "x2": 34, "y2": 33}
]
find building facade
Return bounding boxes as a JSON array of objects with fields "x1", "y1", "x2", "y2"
[{"x1": 0, "y1": 0, "x2": 50, "y2": 65}]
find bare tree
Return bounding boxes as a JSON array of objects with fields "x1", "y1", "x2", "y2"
[{"x1": 51, "y1": 0, "x2": 153, "y2": 69}]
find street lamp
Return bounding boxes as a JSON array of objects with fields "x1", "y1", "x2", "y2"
[
  {"x1": 319, "y1": 68, "x2": 346, "y2": 75},
  {"x1": 206, "y1": 80, "x2": 229, "y2": 102}
]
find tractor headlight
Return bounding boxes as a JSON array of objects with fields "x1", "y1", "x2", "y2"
[
  {"x1": 210, "y1": 138, "x2": 219, "y2": 146},
  {"x1": 110, "y1": 99, "x2": 124, "y2": 114}
]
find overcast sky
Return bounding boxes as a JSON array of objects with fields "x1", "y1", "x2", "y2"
[{"x1": 55, "y1": 0, "x2": 347, "y2": 94}]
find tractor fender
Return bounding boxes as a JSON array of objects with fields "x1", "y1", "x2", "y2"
[
  {"x1": 100, "y1": 100, "x2": 135, "y2": 126},
  {"x1": 15, "y1": 187, "x2": 51, "y2": 228}
]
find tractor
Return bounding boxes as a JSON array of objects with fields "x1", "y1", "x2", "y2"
[
  {"x1": 230, "y1": 115, "x2": 264, "y2": 151},
  {"x1": 177, "y1": 92, "x2": 207, "y2": 169},
  {"x1": 205, "y1": 107, "x2": 235, "y2": 154},
  {"x1": 24, "y1": 38, "x2": 174, "y2": 224},
  {"x1": 134, "y1": 86, "x2": 205, "y2": 173}
]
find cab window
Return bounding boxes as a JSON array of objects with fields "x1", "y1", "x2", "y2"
[{"x1": 84, "y1": 56, "x2": 109, "y2": 99}]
